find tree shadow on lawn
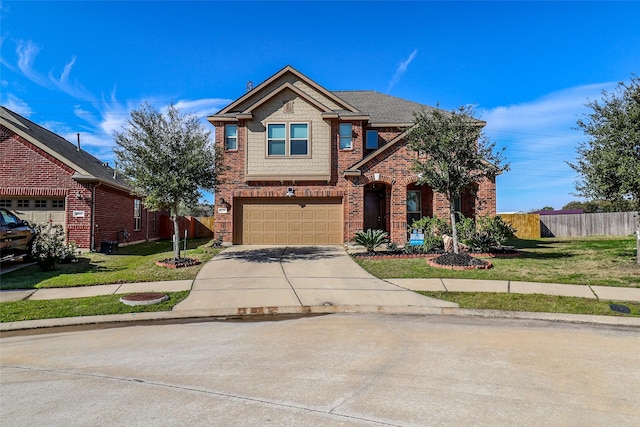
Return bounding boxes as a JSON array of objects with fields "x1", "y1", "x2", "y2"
[
  {"x1": 116, "y1": 239, "x2": 207, "y2": 256},
  {"x1": 216, "y1": 246, "x2": 343, "y2": 264}
]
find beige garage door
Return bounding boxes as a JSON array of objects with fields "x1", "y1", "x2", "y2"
[
  {"x1": 3, "y1": 198, "x2": 66, "y2": 227},
  {"x1": 236, "y1": 198, "x2": 343, "y2": 245}
]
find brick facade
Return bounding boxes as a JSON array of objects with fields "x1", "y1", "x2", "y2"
[
  {"x1": 1, "y1": 122, "x2": 163, "y2": 251},
  {"x1": 210, "y1": 66, "x2": 497, "y2": 245}
]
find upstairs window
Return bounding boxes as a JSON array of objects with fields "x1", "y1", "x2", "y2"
[
  {"x1": 339, "y1": 123, "x2": 352, "y2": 150},
  {"x1": 224, "y1": 124, "x2": 238, "y2": 151},
  {"x1": 289, "y1": 123, "x2": 308, "y2": 156},
  {"x1": 366, "y1": 130, "x2": 379, "y2": 150},
  {"x1": 267, "y1": 123, "x2": 309, "y2": 157},
  {"x1": 267, "y1": 124, "x2": 286, "y2": 156}
]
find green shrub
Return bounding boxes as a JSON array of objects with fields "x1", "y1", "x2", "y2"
[
  {"x1": 476, "y1": 215, "x2": 517, "y2": 246},
  {"x1": 409, "y1": 216, "x2": 450, "y2": 236},
  {"x1": 354, "y1": 229, "x2": 389, "y2": 254},
  {"x1": 30, "y1": 222, "x2": 77, "y2": 271}
]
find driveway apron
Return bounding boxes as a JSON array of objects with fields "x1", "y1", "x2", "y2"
[{"x1": 173, "y1": 245, "x2": 455, "y2": 311}]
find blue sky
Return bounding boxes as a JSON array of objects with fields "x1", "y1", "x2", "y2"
[{"x1": 1, "y1": 1, "x2": 639, "y2": 212}]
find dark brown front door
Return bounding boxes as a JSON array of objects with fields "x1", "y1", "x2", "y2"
[{"x1": 364, "y1": 189, "x2": 385, "y2": 231}]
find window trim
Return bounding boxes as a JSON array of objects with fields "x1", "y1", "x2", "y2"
[
  {"x1": 339, "y1": 123, "x2": 353, "y2": 150},
  {"x1": 266, "y1": 122, "x2": 311, "y2": 157},
  {"x1": 224, "y1": 124, "x2": 238, "y2": 151}
]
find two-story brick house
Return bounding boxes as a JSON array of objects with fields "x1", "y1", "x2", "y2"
[
  {"x1": 208, "y1": 66, "x2": 496, "y2": 245},
  {"x1": 0, "y1": 106, "x2": 163, "y2": 251}
]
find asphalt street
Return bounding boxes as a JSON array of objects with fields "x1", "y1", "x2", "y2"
[{"x1": 1, "y1": 314, "x2": 638, "y2": 426}]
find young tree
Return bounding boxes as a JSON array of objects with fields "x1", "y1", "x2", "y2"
[
  {"x1": 569, "y1": 75, "x2": 640, "y2": 212},
  {"x1": 569, "y1": 75, "x2": 640, "y2": 264},
  {"x1": 114, "y1": 103, "x2": 222, "y2": 260},
  {"x1": 406, "y1": 106, "x2": 509, "y2": 253}
]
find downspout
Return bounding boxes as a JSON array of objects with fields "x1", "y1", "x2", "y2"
[
  {"x1": 90, "y1": 182, "x2": 101, "y2": 251},
  {"x1": 146, "y1": 208, "x2": 149, "y2": 242}
]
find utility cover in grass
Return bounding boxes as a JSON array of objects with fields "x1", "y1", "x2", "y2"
[
  {"x1": 120, "y1": 292, "x2": 169, "y2": 306},
  {"x1": 609, "y1": 304, "x2": 631, "y2": 314}
]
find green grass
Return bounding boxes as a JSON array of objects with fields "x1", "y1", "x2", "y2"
[
  {"x1": 354, "y1": 236, "x2": 640, "y2": 287},
  {"x1": 0, "y1": 291, "x2": 190, "y2": 323},
  {"x1": 0, "y1": 238, "x2": 223, "y2": 290},
  {"x1": 419, "y1": 291, "x2": 640, "y2": 317}
]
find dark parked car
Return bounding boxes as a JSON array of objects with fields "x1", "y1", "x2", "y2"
[{"x1": 0, "y1": 208, "x2": 35, "y2": 260}]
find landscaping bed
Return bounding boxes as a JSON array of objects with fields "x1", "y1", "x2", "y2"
[{"x1": 426, "y1": 253, "x2": 493, "y2": 270}]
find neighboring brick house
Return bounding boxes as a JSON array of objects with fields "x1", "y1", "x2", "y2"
[
  {"x1": 0, "y1": 106, "x2": 163, "y2": 251},
  {"x1": 208, "y1": 66, "x2": 497, "y2": 245}
]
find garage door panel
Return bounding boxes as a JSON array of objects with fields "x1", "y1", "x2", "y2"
[{"x1": 238, "y1": 198, "x2": 342, "y2": 245}]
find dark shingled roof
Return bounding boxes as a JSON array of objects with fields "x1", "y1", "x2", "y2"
[
  {"x1": 332, "y1": 90, "x2": 437, "y2": 126},
  {"x1": 0, "y1": 106, "x2": 130, "y2": 190}
]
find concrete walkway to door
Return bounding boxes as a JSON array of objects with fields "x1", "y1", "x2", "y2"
[{"x1": 173, "y1": 245, "x2": 455, "y2": 313}]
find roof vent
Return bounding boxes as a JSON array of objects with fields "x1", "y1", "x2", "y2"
[{"x1": 77, "y1": 133, "x2": 81, "y2": 151}]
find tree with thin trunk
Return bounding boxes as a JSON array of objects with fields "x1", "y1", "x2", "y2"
[
  {"x1": 406, "y1": 105, "x2": 509, "y2": 253},
  {"x1": 114, "y1": 102, "x2": 222, "y2": 260},
  {"x1": 569, "y1": 75, "x2": 640, "y2": 263}
]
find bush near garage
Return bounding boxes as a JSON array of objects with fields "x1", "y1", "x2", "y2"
[{"x1": 29, "y1": 222, "x2": 77, "y2": 271}]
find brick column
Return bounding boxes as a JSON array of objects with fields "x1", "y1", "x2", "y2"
[{"x1": 390, "y1": 184, "x2": 408, "y2": 244}]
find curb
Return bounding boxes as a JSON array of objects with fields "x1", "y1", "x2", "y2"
[{"x1": 2, "y1": 305, "x2": 639, "y2": 335}]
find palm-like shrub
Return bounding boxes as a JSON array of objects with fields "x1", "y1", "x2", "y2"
[{"x1": 354, "y1": 229, "x2": 389, "y2": 254}]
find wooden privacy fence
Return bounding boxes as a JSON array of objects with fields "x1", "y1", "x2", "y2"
[
  {"x1": 499, "y1": 212, "x2": 638, "y2": 238},
  {"x1": 540, "y1": 211, "x2": 638, "y2": 237},
  {"x1": 499, "y1": 214, "x2": 540, "y2": 239},
  {"x1": 160, "y1": 216, "x2": 215, "y2": 239}
]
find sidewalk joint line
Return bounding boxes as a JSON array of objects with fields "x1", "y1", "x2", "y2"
[
  {"x1": 440, "y1": 278, "x2": 448, "y2": 292},
  {"x1": 508, "y1": 280, "x2": 511, "y2": 294},
  {"x1": 588, "y1": 285, "x2": 599, "y2": 301}
]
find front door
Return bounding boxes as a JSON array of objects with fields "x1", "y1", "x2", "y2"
[{"x1": 364, "y1": 189, "x2": 386, "y2": 231}]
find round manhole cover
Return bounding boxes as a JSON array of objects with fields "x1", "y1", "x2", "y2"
[{"x1": 120, "y1": 292, "x2": 169, "y2": 306}]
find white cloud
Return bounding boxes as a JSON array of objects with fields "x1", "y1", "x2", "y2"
[
  {"x1": 387, "y1": 49, "x2": 418, "y2": 93},
  {"x1": 12, "y1": 39, "x2": 96, "y2": 102},
  {"x1": 172, "y1": 98, "x2": 232, "y2": 118},
  {"x1": 479, "y1": 82, "x2": 617, "y2": 212},
  {"x1": 49, "y1": 56, "x2": 96, "y2": 102},
  {"x1": 2, "y1": 94, "x2": 32, "y2": 116},
  {"x1": 15, "y1": 40, "x2": 51, "y2": 88}
]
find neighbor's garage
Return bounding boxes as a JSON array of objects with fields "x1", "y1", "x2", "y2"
[
  {"x1": 235, "y1": 197, "x2": 342, "y2": 245},
  {"x1": 2, "y1": 198, "x2": 66, "y2": 227}
]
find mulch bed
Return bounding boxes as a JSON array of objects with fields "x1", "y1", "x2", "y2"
[
  {"x1": 156, "y1": 258, "x2": 201, "y2": 269},
  {"x1": 426, "y1": 253, "x2": 493, "y2": 270}
]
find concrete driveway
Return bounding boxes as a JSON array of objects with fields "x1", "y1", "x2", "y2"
[{"x1": 174, "y1": 245, "x2": 455, "y2": 312}]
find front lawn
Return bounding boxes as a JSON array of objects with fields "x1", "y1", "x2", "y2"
[
  {"x1": 0, "y1": 291, "x2": 190, "y2": 322},
  {"x1": 419, "y1": 292, "x2": 640, "y2": 317},
  {"x1": 354, "y1": 236, "x2": 640, "y2": 287},
  {"x1": 0, "y1": 238, "x2": 223, "y2": 290}
]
